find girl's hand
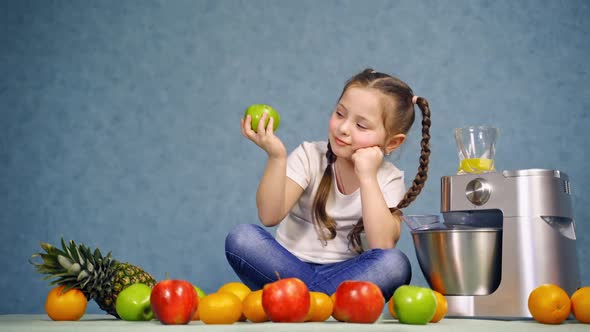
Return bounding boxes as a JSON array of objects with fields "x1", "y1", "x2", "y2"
[
  {"x1": 351, "y1": 146, "x2": 383, "y2": 181},
  {"x1": 241, "y1": 113, "x2": 287, "y2": 159}
]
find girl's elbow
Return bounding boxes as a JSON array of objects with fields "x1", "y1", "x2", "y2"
[
  {"x1": 379, "y1": 241, "x2": 396, "y2": 250},
  {"x1": 258, "y1": 213, "x2": 281, "y2": 227},
  {"x1": 368, "y1": 239, "x2": 395, "y2": 250},
  {"x1": 392, "y1": 234, "x2": 400, "y2": 246}
]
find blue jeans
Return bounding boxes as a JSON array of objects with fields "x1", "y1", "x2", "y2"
[{"x1": 224, "y1": 224, "x2": 411, "y2": 300}]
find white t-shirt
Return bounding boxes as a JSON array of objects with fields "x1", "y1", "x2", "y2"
[{"x1": 275, "y1": 141, "x2": 406, "y2": 264}]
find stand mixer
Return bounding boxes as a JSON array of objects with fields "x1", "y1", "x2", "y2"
[{"x1": 406, "y1": 126, "x2": 581, "y2": 319}]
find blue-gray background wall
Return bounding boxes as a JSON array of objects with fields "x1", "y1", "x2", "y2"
[{"x1": 1, "y1": 0, "x2": 588, "y2": 314}]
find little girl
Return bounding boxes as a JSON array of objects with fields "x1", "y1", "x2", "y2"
[{"x1": 225, "y1": 68, "x2": 431, "y2": 300}]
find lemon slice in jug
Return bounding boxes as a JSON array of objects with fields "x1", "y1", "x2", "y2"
[{"x1": 458, "y1": 158, "x2": 495, "y2": 174}]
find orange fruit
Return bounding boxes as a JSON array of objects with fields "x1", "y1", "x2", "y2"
[
  {"x1": 330, "y1": 292, "x2": 346, "y2": 322},
  {"x1": 45, "y1": 285, "x2": 88, "y2": 321},
  {"x1": 528, "y1": 284, "x2": 571, "y2": 324},
  {"x1": 217, "y1": 282, "x2": 251, "y2": 301},
  {"x1": 305, "y1": 292, "x2": 333, "y2": 322},
  {"x1": 387, "y1": 296, "x2": 397, "y2": 319},
  {"x1": 430, "y1": 290, "x2": 448, "y2": 323},
  {"x1": 198, "y1": 292, "x2": 242, "y2": 325},
  {"x1": 217, "y1": 282, "x2": 251, "y2": 321},
  {"x1": 242, "y1": 290, "x2": 268, "y2": 323},
  {"x1": 571, "y1": 286, "x2": 590, "y2": 323}
]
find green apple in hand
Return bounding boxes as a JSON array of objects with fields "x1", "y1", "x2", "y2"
[
  {"x1": 393, "y1": 285, "x2": 436, "y2": 324},
  {"x1": 115, "y1": 283, "x2": 154, "y2": 321},
  {"x1": 244, "y1": 104, "x2": 280, "y2": 132}
]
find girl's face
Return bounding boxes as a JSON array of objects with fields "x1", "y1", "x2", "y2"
[{"x1": 328, "y1": 86, "x2": 389, "y2": 159}]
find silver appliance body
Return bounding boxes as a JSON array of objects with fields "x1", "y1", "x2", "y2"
[{"x1": 436, "y1": 169, "x2": 580, "y2": 318}]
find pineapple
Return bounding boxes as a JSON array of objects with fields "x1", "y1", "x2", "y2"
[{"x1": 30, "y1": 238, "x2": 156, "y2": 318}]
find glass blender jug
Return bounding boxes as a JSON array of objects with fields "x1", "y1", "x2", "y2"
[{"x1": 454, "y1": 126, "x2": 499, "y2": 174}]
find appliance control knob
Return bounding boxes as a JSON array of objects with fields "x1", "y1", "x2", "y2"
[{"x1": 466, "y1": 178, "x2": 492, "y2": 205}]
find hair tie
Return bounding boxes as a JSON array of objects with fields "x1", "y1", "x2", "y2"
[{"x1": 412, "y1": 95, "x2": 419, "y2": 105}]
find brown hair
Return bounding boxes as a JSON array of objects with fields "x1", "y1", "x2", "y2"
[{"x1": 311, "y1": 68, "x2": 431, "y2": 253}]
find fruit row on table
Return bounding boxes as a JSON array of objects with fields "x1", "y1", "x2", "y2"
[
  {"x1": 46, "y1": 278, "x2": 447, "y2": 325},
  {"x1": 46, "y1": 279, "x2": 590, "y2": 325}
]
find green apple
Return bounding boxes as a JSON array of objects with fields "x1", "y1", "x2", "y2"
[
  {"x1": 393, "y1": 285, "x2": 436, "y2": 325},
  {"x1": 193, "y1": 285, "x2": 206, "y2": 298},
  {"x1": 244, "y1": 104, "x2": 280, "y2": 132},
  {"x1": 191, "y1": 285, "x2": 207, "y2": 320},
  {"x1": 115, "y1": 283, "x2": 154, "y2": 321}
]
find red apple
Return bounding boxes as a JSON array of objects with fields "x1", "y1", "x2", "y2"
[
  {"x1": 150, "y1": 279, "x2": 198, "y2": 325},
  {"x1": 262, "y1": 277, "x2": 310, "y2": 322},
  {"x1": 332, "y1": 280, "x2": 384, "y2": 323}
]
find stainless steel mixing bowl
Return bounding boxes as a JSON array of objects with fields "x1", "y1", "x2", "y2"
[{"x1": 411, "y1": 227, "x2": 502, "y2": 295}]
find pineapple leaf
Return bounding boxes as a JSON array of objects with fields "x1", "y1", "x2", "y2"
[
  {"x1": 57, "y1": 255, "x2": 73, "y2": 270},
  {"x1": 54, "y1": 276, "x2": 80, "y2": 285},
  {"x1": 28, "y1": 255, "x2": 41, "y2": 268},
  {"x1": 48, "y1": 277, "x2": 78, "y2": 286},
  {"x1": 88, "y1": 254, "x2": 97, "y2": 269},
  {"x1": 68, "y1": 240, "x2": 80, "y2": 263},
  {"x1": 40, "y1": 242, "x2": 67, "y2": 257},
  {"x1": 61, "y1": 285, "x2": 75, "y2": 293},
  {"x1": 40, "y1": 242, "x2": 54, "y2": 252},
  {"x1": 75, "y1": 246, "x2": 85, "y2": 267},
  {"x1": 62, "y1": 244, "x2": 74, "y2": 261},
  {"x1": 42, "y1": 272, "x2": 71, "y2": 280},
  {"x1": 77, "y1": 270, "x2": 89, "y2": 281},
  {"x1": 60, "y1": 238, "x2": 69, "y2": 254},
  {"x1": 80, "y1": 277, "x2": 91, "y2": 289},
  {"x1": 86, "y1": 260, "x2": 94, "y2": 273},
  {"x1": 40, "y1": 242, "x2": 58, "y2": 255},
  {"x1": 93, "y1": 248, "x2": 102, "y2": 262},
  {"x1": 36, "y1": 266, "x2": 62, "y2": 274},
  {"x1": 86, "y1": 249, "x2": 99, "y2": 267},
  {"x1": 39, "y1": 253, "x2": 60, "y2": 268},
  {"x1": 82, "y1": 246, "x2": 93, "y2": 263},
  {"x1": 69, "y1": 263, "x2": 81, "y2": 274}
]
